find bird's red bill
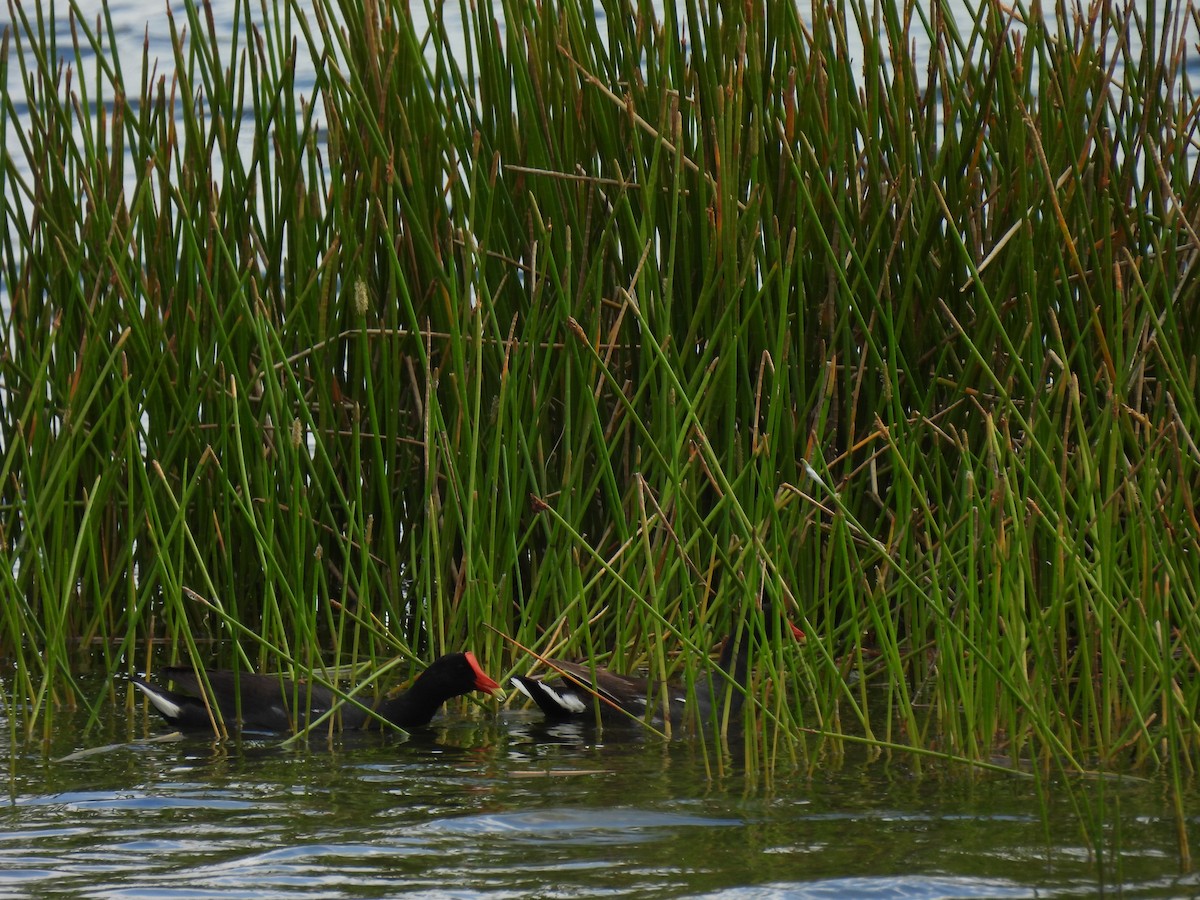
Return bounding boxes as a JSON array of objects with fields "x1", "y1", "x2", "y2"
[{"x1": 465, "y1": 652, "x2": 502, "y2": 693}]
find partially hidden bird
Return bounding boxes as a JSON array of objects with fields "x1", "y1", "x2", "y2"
[
  {"x1": 132, "y1": 651, "x2": 501, "y2": 733},
  {"x1": 510, "y1": 606, "x2": 803, "y2": 728}
]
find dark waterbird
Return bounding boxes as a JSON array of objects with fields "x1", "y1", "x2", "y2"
[
  {"x1": 133, "y1": 652, "x2": 501, "y2": 733},
  {"x1": 510, "y1": 607, "x2": 804, "y2": 728}
]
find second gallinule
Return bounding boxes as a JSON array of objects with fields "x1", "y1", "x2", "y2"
[
  {"x1": 510, "y1": 607, "x2": 804, "y2": 728},
  {"x1": 132, "y1": 651, "x2": 501, "y2": 733}
]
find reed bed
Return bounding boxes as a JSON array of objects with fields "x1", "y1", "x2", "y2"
[{"x1": 1, "y1": 0, "x2": 1198, "y2": 801}]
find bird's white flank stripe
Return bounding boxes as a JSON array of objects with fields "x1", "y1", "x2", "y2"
[{"x1": 540, "y1": 683, "x2": 588, "y2": 713}]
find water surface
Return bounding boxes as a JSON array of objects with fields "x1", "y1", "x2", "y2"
[{"x1": 3, "y1": 702, "x2": 1197, "y2": 898}]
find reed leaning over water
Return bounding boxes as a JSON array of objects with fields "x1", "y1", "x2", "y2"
[{"x1": 1, "y1": 0, "x2": 1198, "y2": 809}]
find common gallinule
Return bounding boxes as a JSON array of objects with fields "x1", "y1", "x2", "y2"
[
  {"x1": 133, "y1": 652, "x2": 501, "y2": 733},
  {"x1": 510, "y1": 608, "x2": 804, "y2": 728}
]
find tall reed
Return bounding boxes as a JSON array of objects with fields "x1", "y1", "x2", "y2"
[{"x1": 0, "y1": 0, "x2": 1197, "y2": 801}]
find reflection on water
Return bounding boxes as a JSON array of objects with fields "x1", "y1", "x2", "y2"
[{"x1": 1, "y1": 704, "x2": 1197, "y2": 898}]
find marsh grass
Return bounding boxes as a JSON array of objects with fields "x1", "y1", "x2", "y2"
[{"x1": 1, "y1": 0, "x2": 1198, "y2": 815}]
